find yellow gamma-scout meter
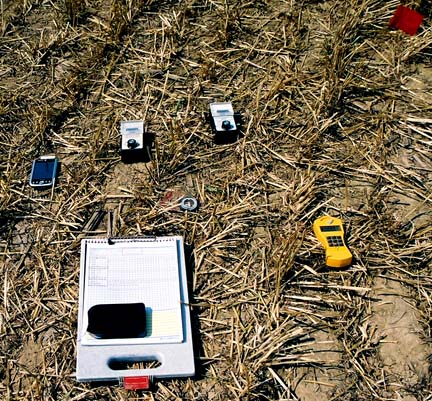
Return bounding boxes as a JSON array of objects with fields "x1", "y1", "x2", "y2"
[{"x1": 313, "y1": 216, "x2": 352, "y2": 268}]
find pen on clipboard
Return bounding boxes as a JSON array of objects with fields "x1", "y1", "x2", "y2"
[{"x1": 107, "y1": 210, "x2": 115, "y2": 244}]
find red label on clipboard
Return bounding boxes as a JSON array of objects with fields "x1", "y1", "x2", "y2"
[{"x1": 123, "y1": 376, "x2": 150, "y2": 390}]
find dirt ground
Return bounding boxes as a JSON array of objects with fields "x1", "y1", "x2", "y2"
[{"x1": 1, "y1": 0, "x2": 432, "y2": 400}]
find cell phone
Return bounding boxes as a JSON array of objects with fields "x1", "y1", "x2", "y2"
[
  {"x1": 87, "y1": 303, "x2": 147, "y2": 339},
  {"x1": 29, "y1": 155, "x2": 58, "y2": 188}
]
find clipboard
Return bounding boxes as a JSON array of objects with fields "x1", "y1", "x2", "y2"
[{"x1": 76, "y1": 236, "x2": 195, "y2": 383}]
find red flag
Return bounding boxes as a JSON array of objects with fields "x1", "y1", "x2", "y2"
[{"x1": 389, "y1": 5, "x2": 424, "y2": 36}]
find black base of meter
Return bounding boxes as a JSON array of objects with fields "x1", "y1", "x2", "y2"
[
  {"x1": 212, "y1": 114, "x2": 243, "y2": 145},
  {"x1": 121, "y1": 146, "x2": 152, "y2": 164}
]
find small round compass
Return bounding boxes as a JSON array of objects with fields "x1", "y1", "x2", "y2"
[{"x1": 179, "y1": 196, "x2": 199, "y2": 212}]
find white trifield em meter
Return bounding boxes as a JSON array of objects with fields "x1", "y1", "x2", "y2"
[
  {"x1": 208, "y1": 102, "x2": 241, "y2": 144},
  {"x1": 120, "y1": 120, "x2": 151, "y2": 163}
]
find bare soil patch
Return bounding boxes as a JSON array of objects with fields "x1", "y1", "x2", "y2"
[{"x1": 369, "y1": 278, "x2": 430, "y2": 392}]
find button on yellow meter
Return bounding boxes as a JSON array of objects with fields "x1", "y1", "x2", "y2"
[{"x1": 313, "y1": 216, "x2": 352, "y2": 268}]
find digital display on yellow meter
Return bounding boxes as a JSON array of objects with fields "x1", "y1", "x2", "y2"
[
  {"x1": 320, "y1": 226, "x2": 341, "y2": 232},
  {"x1": 313, "y1": 216, "x2": 352, "y2": 268}
]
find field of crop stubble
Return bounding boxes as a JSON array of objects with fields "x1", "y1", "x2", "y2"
[{"x1": 1, "y1": 0, "x2": 432, "y2": 400}]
